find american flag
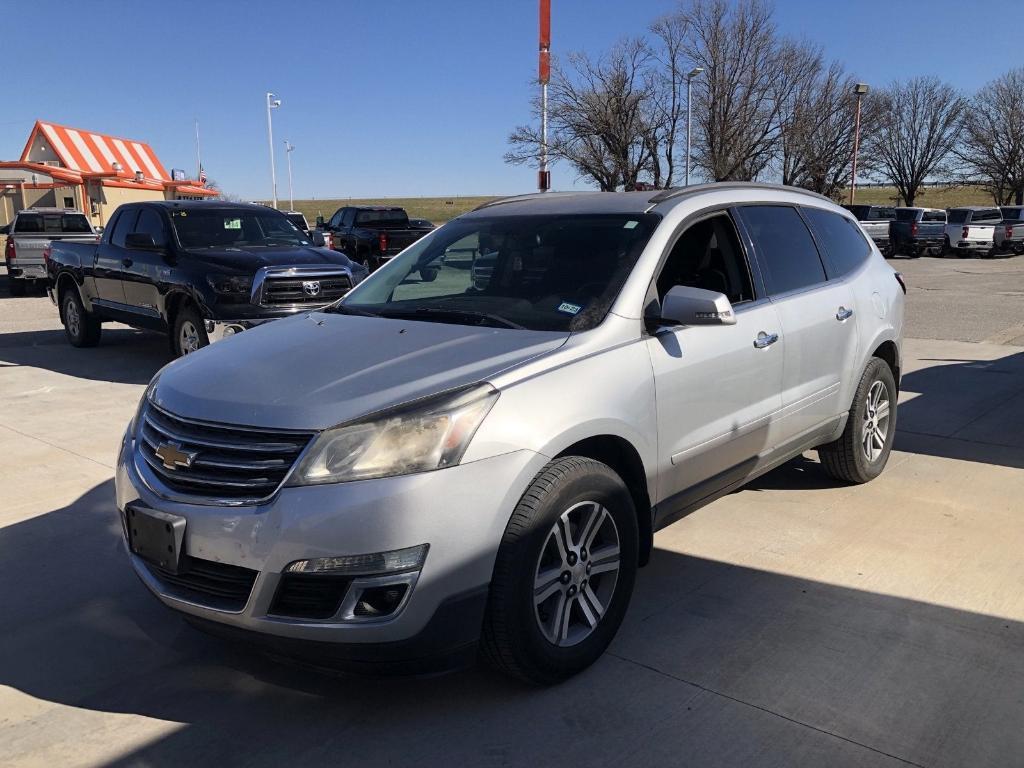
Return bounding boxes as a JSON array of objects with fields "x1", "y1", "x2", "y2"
[{"x1": 199, "y1": 166, "x2": 207, "y2": 185}]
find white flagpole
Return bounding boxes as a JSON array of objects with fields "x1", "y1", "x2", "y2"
[{"x1": 195, "y1": 119, "x2": 202, "y2": 181}]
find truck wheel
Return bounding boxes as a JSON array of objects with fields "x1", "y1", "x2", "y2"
[
  {"x1": 818, "y1": 357, "x2": 897, "y2": 485},
  {"x1": 170, "y1": 304, "x2": 209, "y2": 357},
  {"x1": 61, "y1": 286, "x2": 101, "y2": 348},
  {"x1": 941, "y1": 237, "x2": 951, "y2": 257},
  {"x1": 480, "y1": 456, "x2": 638, "y2": 685},
  {"x1": 7, "y1": 275, "x2": 25, "y2": 296}
]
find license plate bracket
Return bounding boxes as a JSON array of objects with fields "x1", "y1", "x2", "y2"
[{"x1": 126, "y1": 504, "x2": 186, "y2": 574}]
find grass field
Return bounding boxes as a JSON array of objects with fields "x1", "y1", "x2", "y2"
[{"x1": 267, "y1": 185, "x2": 998, "y2": 226}]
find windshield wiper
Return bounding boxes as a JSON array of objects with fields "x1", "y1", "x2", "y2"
[
  {"x1": 378, "y1": 307, "x2": 524, "y2": 330},
  {"x1": 321, "y1": 303, "x2": 379, "y2": 317}
]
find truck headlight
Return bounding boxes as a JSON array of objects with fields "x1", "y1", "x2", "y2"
[
  {"x1": 206, "y1": 273, "x2": 253, "y2": 295},
  {"x1": 289, "y1": 384, "x2": 498, "y2": 485}
]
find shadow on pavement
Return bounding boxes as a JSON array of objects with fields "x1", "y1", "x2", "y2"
[
  {"x1": 2, "y1": 480, "x2": 1022, "y2": 767},
  {"x1": 0, "y1": 327, "x2": 167, "y2": 385}
]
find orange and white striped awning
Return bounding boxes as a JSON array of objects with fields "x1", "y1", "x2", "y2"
[{"x1": 21, "y1": 120, "x2": 171, "y2": 181}]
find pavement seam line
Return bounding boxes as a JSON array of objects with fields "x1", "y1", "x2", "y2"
[
  {"x1": 896, "y1": 426, "x2": 1024, "y2": 452},
  {"x1": 607, "y1": 652, "x2": 931, "y2": 768},
  {"x1": 0, "y1": 421, "x2": 113, "y2": 470}
]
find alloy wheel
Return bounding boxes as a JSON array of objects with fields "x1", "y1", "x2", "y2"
[
  {"x1": 862, "y1": 380, "x2": 891, "y2": 462},
  {"x1": 533, "y1": 501, "x2": 620, "y2": 647},
  {"x1": 65, "y1": 298, "x2": 80, "y2": 338},
  {"x1": 179, "y1": 320, "x2": 201, "y2": 355}
]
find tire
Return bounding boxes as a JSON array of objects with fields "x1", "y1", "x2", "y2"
[
  {"x1": 7, "y1": 275, "x2": 25, "y2": 296},
  {"x1": 61, "y1": 285, "x2": 101, "y2": 347},
  {"x1": 480, "y1": 456, "x2": 638, "y2": 685},
  {"x1": 941, "y1": 236, "x2": 951, "y2": 257},
  {"x1": 419, "y1": 266, "x2": 439, "y2": 282},
  {"x1": 818, "y1": 357, "x2": 897, "y2": 484},
  {"x1": 170, "y1": 303, "x2": 209, "y2": 358}
]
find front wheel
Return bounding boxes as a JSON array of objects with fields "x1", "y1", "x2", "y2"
[
  {"x1": 481, "y1": 456, "x2": 638, "y2": 685},
  {"x1": 818, "y1": 357, "x2": 897, "y2": 484},
  {"x1": 170, "y1": 304, "x2": 209, "y2": 358}
]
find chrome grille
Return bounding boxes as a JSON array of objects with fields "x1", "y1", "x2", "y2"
[
  {"x1": 261, "y1": 274, "x2": 351, "y2": 307},
  {"x1": 137, "y1": 402, "x2": 313, "y2": 503}
]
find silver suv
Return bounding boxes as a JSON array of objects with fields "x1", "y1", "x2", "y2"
[{"x1": 116, "y1": 183, "x2": 905, "y2": 684}]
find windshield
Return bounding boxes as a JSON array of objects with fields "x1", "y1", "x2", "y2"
[
  {"x1": 15, "y1": 212, "x2": 92, "y2": 234},
  {"x1": 170, "y1": 209, "x2": 310, "y2": 249},
  {"x1": 338, "y1": 213, "x2": 660, "y2": 332}
]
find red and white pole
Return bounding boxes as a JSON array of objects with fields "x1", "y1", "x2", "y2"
[{"x1": 539, "y1": 0, "x2": 551, "y2": 192}]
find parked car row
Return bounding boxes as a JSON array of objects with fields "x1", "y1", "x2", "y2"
[{"x1": 843, "y1": 203, "x2": 1024, "y2": 258}]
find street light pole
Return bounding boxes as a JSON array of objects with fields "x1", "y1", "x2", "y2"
[
  {"x1": 266, "y1": 92, "x2": 282, "y2": 208},
  {"x1": 685, "y1": 67, "x2": 704, "y2": 187},
  {"x1": 850, "y1": 83, "x2": 869, "y2": 205},
  {"x1": 284, "y1": 140, "x2": 295, "y2": 211}
]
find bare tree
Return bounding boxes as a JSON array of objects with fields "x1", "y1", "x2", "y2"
[
  {"x1": 646, "y1": 12, "x2": 691, "y2": 188},
  {"x1": 676, "y1": 0, "x2": 786, "y2": 181},
  {"x1": 505, "y1": 39, "x2": 656, "y2": 191},
  {"x1": 864, "y1": 76, "x2": 965, "y2": 207},
  {"x1": 778, "y1": 56, "x2": 862, "y2": 198},
  {"x1": 957, "y1": 68, "x2": 1024, "y2": 205}
]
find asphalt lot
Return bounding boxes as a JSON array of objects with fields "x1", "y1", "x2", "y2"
[{"x1": 1, "y1": 255, "x2": 1023, "y2": 768}]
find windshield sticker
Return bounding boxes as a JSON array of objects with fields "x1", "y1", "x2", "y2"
[
  {"x1": 624, "y1": 220, "x2": 638, "y2": 229},
  {"x1": 558, "y1": 301, "x2": 583, "y2": 315},
  {"x1": 224, "y1": 218, "x2": 242, "y2": 230}
]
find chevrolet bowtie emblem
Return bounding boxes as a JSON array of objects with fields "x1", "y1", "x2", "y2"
[{"x1": 154, "y1": 441, "x2": 198, "y2": 470}]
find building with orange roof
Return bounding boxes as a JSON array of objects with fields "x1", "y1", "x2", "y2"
[{"x1": 0, "y1": 120, "x2": 216, "y2": 227}]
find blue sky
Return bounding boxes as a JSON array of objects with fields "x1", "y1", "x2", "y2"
[{"x1": 3, "y1": 0, "x2": 1019, "y2": 201}]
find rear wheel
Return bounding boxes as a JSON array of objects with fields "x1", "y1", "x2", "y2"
[
  {"x1": 941, "y1": 236, "x2": 951, "y2": 257},
  {"x1": 481, "y1": 456, "x2": 638, "y2": 685},
  {"x1": 61, "y1": 286, "x2": 101, "y2": 347},
  {"x1": 170, "y1": 303, "x2": 209, "y2": 358},
  {"x1": 818, "y1": 358, "x2": 896, "y2": 484}
]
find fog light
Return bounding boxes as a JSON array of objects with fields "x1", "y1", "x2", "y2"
[
  {"x1": 353, "y1": 584, "x2": 409, "y2": 617},
  {"x1": 285, "y1": 544, "x2": 428, "y2": 575}
]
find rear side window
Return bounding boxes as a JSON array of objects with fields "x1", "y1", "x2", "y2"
[
  {"x1": 740, "y1": 206, "x2": 827, "y2": 296},
  {"x1": 802, "y1": 207, "x2": 871, "y2": 279},
  {"x1": 1001, "y1": 207, "x2": 1024, "y2": 220},
  {"x1": 110, "y1": 209, "x2": 138, "y2": 248}
]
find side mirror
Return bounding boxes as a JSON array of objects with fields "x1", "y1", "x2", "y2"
[
  {"x1": 124, "y1": 232, "x2": 162, "y2": 251},
  {"x1": 311, "y1": 231, "x2": 326, "y2": 247},
  {"x1": 315, "y1": 215, "x2": 325, "y2": 227},
  {"x1": 654, "y1": 285, "x2": 736, "y2": 329}
]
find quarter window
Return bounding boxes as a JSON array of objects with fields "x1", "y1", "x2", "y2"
[
  {"x1": 740, "y1": 205, "x2": 827, "y2": 296},
  {"x1": 802, "y1": 207, "x2": 871, "y2": 279}
]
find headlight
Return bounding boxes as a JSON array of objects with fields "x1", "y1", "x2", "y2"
[
  {"x1": 206, "y1": 273, "x2": 253, "y2": 295},
  {"x1": 289, "y1": 384, "x2": 498, "y2": 485}
]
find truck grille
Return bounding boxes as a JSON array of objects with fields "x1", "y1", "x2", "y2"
[
  {"x1": 260, "y1": 273, "x2": 351, "y2": 307},
  {"x1": 137, "y1": 402, "x2": 313, "y2": 503}
]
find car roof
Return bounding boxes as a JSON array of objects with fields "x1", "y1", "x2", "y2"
[
  {"x1": 950, "y1": 206, "x2": 1000, "y2": 211},
  {"x1": 141, "y1": 200, "x2": 284, "y2": 212},
  {"x1": 463, "y1": 182, "x2": 833, "y2": 220}
]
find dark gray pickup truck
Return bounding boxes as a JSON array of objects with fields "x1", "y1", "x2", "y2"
[
  {"x1": 889, "y1": 208, "x2": 946, "y2": 258},
  {"x1": 315, "y1": 206, "x2": 434, "y2": 272}
]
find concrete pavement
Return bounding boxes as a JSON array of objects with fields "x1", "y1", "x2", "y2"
[{"x1": 1, "y1": 258, "x2": 1023, "y2": 767}]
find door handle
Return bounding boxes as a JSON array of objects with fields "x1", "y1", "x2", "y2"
[
  {"x1": 122, "y1": 258, "x2": 133, "y2": 268},
  {"x1": 836, "y1": 306, "x2": 854, "y2": 321},
  {"x1": 753, "y1": 331, "x2": 779, "y2": 349}
]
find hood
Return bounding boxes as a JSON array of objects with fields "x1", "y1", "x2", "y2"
[
  {"x1": 153, "y1": 313, "x2": 568, "y2": 431},
  {"x1": 185, "y1": 245, "x2": 352, "y2": 271}
]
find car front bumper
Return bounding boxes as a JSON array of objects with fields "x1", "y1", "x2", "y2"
[{"x1": 115, "y1": 429, "x2": 547, "y2": 668}]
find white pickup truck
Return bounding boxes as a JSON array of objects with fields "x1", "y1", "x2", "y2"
[
  {"x1": 4, "y1": 208, "x2": 98, "y2": 295},
  {"x1": 842, "y1": 205, "x2": 897, "y2": 256},
  {"x1": 944, "y1": 207, "x2": 1000, "y2": 258}
]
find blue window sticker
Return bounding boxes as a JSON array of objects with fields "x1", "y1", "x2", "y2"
[{"x1": 557, "y1": 301, "x2": 582, "y2": 315}]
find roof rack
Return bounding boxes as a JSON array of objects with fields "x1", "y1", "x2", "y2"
[
  {"x1": 647, "y1": 181, "x2": 833, "y2": 206},
  {"x1": 472, "y1": 191, "x2": 591, "y2": 212}
]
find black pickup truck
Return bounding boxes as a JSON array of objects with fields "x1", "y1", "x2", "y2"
[
  {"x1": 316, "y1": 206, "x2": 434, "y2": 272},
  {"x1": 46, "y1": 201, "x2": 367, "y2": 357}
]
